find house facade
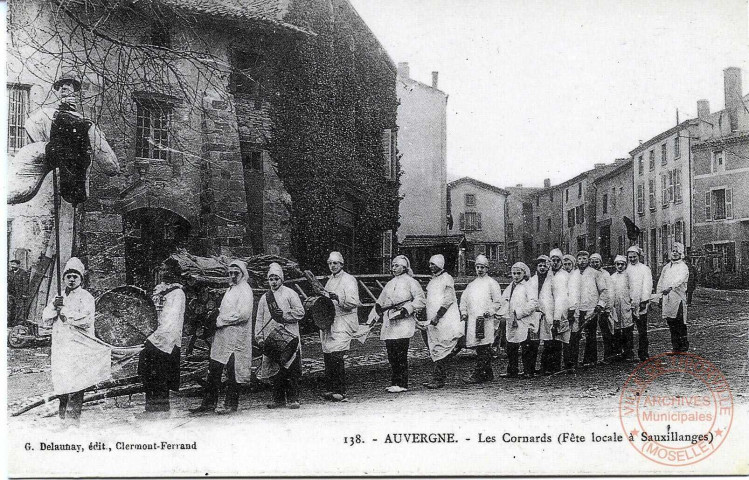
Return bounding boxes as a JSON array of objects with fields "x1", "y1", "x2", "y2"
[
  {"x1": 395, "y1": 62, "x2": 448, "y2": 241},
  {"x1": 447, "y1": 177, "x2": 509, "y2": 273},
  {"x1": 526, "y1": 179, "x2": 563, "y2": 259},
  {"x1": 503, "y1": 185, "x2": 539, "y2": 267},
  {"x1": 7, "y1": 0, "x2": 399, "y2": 305},
  {"x1": 691, "y1": 67, "x2": 749, "y2": 287},
  {"x1": 592, "y1": 159, "x2": 634, "y2": 263}
]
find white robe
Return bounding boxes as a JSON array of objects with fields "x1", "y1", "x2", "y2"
[
  {"x1": 609, "y1": 271, "x2": 633, "y2": 329},
  {"x1": 570, "y1": 267, "x2": 608, "y2": 313},
  {"x1": 657, "y1": 260, "x2": 689, "y2": 323},
  {"x1": 321, "y1": 271, "x2": 360, "y2": 353},
  {"x1": 550, "y1": 269, "x2": 571, "y2": 343},
  {"x1": 527, "y1": 273, "x2": 554, "y2": 341},
  {"x1": 211, "y1": 281, "x2": 254, "y2": 383},
  {"x1": 501, "y1": 280, "x2": 539, "y2": 344},
  {"x1": 255, "y1": 285, "x2": 305, "y2": 380},
  {"x1": 42, "y1": 287, "x2": 111, "y2": 395},
  {"x1": 147, "y1": 284, "x2": 186, "y2": 354},
  {"x1": 460, "y1": 275, "x2": 503, "y2": 347},
  {"x1": 377, "y1": 274, "x2": 426, "y2": 340},
  {"x1": 627, "y1": 262, "x2": 653, "y2": 316},
  {"x1": 597, "y1": 269, "x2": 615, "y2": 332},
  {"x1": 423, "y1": 272, "x2": 463, "y2": 361}
]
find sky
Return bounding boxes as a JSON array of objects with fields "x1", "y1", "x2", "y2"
[{"x1": 349, "y1": 0, "x2": 749, "y2": 188}]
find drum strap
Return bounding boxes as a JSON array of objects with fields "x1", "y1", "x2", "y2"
[{"x1": 257, "y1": 291, "x2": 286, "y2": 336}]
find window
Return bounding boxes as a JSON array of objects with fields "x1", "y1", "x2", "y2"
[
  {"x1": 460, "y1": 212, "x2": 482, "y2": 231},
  {"x1": 673, "y1": 168, "x2": 682, "y2": 203},
  {"x1": 547, "y1": 218, "x2": 552, "y2": 232},
  {"x1": 567, "y1": 208, "x2": 575, "y2": 228},
  {"x1": 706, "y1": 188, "x2": 733, "y2": 221},
  {"x1": 7, "y1": 85, "x2": 29, "y2": 151},
  {"x1": 536, "y1": 216, "x2": 540, "y2": 232},
  {"x1": 565, "y1": 188, "x2": 569, "y2": 202},
  {"x1": 648, "y1": 179, "x2": 655, "y2": 211},
  {"x1": 382, "y1": 128, "x2": 397, "y2": 180},
  {"x1": 148, "y1": 21, "x2": 171, "y2": 48},
  {"x1": 661, "y1": 143, "x2": 667, "y2": 165},
  {"x1": 475, "y1": 244, "x2": 486, "y2": 256},
  {"x1": 507, "y1": 223, "x2": 514, "y2": 240},
  {"x1": 602, "y1": 193, "x2": 608, "y2": 215},
  {"x1": 661, "y1": 224, "x2": 670, "y2": 259},
  {"x1": 611, "y1": 187, "x2": 617, "y2": 209},
  {"x1": 661, "y1": 174, "x2": 668, "y2": 208},
  {"x1": 674, "y1": 220, "x2": 684, "y2": 245},
  {"x1": 240, "y1": 142, "x2": 263, "y2": 171},
  {"x1": 637, "y1": 184, "x2": 645, "y2": 215},
  {"x1": 465, "y1": 193, "x2": 476, "y2": 207},
  {"x1": 674, "y1": 137, "x2": 680, "y2": 158},
  {"x1": 136, "y1": 100, "x2": 172, "y2": 161},
  {"x1": 667, "y1": 170, "x2": 674, "y2": 203},
  {"x1": 707, "y1": 242, "x2": 736, "y2": 273},
  {"x1": 535, "y1": 196, "x2": 540, "y2": 207},
  {"x1": 576, "y1": 204, "x2": 585, "y2": 224},
  {"x1": 578, "y1": 183, "x2": 582, "y2": 197},
  {"x1": 638, "y1": 155, "x2": 644, "y2": 175},
  {"x1": 230, "y1": 48, "x2": 266, "y2": 102},
  {"x1": 549, "y1": 190, "x2": 554, "y2": 202},
  {"x1": 577, "y1": 235, "x2": 587, "y2": 252},
  {"x1": 486, "y1": 244, "x2": 499, "y2": 260},
  {"x1": 381, "y1": 230, "x2": 393, "y2": 274},
  {"x1": 711, "y1": 151, "x2": 725, "y2": 173},
  {"x1": 649, "y1": 150, "x2": 655, "y2": 171}
]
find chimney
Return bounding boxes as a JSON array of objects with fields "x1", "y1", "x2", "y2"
[
  {"x1": 697, "y1": 99, "x2": 710, "y2": 120},
  {"x1": 543, "y1": 178, "x2": 551, "y2": 188},
  {"x1": 515, "y1": 183, "x2": 523, "y2": 188},
  {"x1": 594, "y1": 163, "x2": 606, "y2": 169},
  {"x1": 724, "y1": 67, "x2": 742, "y2": 132},
  {"x1": 432, "y1": 71, "x2": 439, "y2": 88},
  {"x1": 397, "y1": 62, "x2": 410, "y2": 79}
]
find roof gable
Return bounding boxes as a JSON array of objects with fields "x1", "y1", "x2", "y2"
[{"x1": 448, "y1": 177, "x2": 509, "y2": 196}]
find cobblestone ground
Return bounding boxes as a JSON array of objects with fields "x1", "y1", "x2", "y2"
[{"x1": 7, "y1": 287, "x2": 749, "y2": 426}]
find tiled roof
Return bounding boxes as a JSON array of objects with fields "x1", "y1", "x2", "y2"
[
  {"x1": 448, "y1": 177, "x2": 510, "y2": 196},
  {"x1": 159, "y1": 0, "x2": 314, "y2": 34},
  {"x1": 400, "y1": 235, "x2": 467, "y2": 248}
]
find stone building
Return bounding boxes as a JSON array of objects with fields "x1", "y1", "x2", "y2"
[
  {"x1": 6, "y1": 0, "x2": 398, "y2": 304},
  {"x1": 526, "y1": 179, "x2": 563, "y2": 259},
  {"x1": 503, "y1": 185, "x2": 539, "y2": 268},
  {"x1": 691, "y1": 67, "x2": 749, "y2": 287},
  {"x1": 447, "y1": 177, "x2": 509, "y2": 273},
  {"x1": 591, "y1": 159, "x2": 634, "y2": 263},
  {"x1": 395, "y1": 62, "x2": 448, "y2": 241}
]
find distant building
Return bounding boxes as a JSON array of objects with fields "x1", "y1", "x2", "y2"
[
  {"x1": 504, "y1": 184, "x2": 540, "y2": 267},
  {"x1": 592, "y1": 159, "x2": 634, "y2": 263},
  {"x1": 396, "y1": 62, "x2": 448, "y2": 241},
  {"x1": 526, "y1": 179, "x2": 563, "y2": 259},
  {"x1": 448, "y1": 177, "x2": 509, "y2": 273},
  {"x1": 691, "y1": 67, "x2": 749, "y2": 287},
  {"x1": 559, "y1": 171, "x2": 592, "y2": 255}
]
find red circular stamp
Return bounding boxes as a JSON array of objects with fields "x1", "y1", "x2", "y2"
[{"x1": 618, "y1": 352, "x2": 733, "y2": 467}]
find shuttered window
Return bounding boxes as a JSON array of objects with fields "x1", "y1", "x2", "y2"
[
  {"x1": 7, "y1": 84, "x2": 29, "y2": 151},
  {"x1": 382, "y1": 129, "x2": 397, "y2": 180}
]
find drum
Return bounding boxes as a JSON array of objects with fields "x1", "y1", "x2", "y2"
[
  {"x1": 95, "y1": 285, "x2": 157, "y2": 347},
  {"x1": 263, "y1": 323, "x2": 300, "y2": 366},
  {"x1": 303, "y1": 295, "x2": 335, "y2": 330}
]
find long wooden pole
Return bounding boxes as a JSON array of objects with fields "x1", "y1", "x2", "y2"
[{"x1": 52, "y1": 168, "x2": 62, "y2": 296}]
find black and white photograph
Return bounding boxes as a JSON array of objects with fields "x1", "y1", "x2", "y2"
[{"x1": 3, "y1": 0, "x2": 749, "y2": 477}]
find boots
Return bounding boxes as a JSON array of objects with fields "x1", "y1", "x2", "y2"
[{"x1": 423, "y1": 359, "x2": 447, "y2": 389}]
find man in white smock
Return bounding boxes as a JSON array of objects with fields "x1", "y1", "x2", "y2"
[
  {"x1": 42, "y1": 257, "x2": 111, "y2": 427},
  {"x1": 546, "y1": 248, "x2": 570, "y2": 373},
  {"x1": 460, "y1": 254, "x2": 503, "y2": 383},
  {"x1": 655, "y1": 242, "x2": 690, "y2": 353},
  {"x1": 375, "y1": 255, "x2": 425, "y2": 393},
  {"x1": 320, "y1": 251, "x2": 360, "y2": 402},
  {"x1": 590, "y1": 253, "x2": 616, "y2": 363},
  {"x1": 255, "y1": 263, "x2": 305, "y2": 409},
  {"x1": 501, "y1": 262, "x2": 539, "y2": 378},
  {"x1": 191, "y1": 260, "x2": 253, "y2": 414},
  {"x1": 529, "y1": 255, "x2": 555, "y2": 375},
  {"x1": 421, "y1": 254, "x2": 462, "y2": 389},
  {"x1": 609, "y1": 255, "x2": 633, "y2": 361},
  {"x1": 626, "y1": 245, "x2": 653, "y2": 361}
]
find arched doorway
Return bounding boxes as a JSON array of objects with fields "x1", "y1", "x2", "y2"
[{"x1": 123, "y1": 208, "x2": 190, "y2": 290}]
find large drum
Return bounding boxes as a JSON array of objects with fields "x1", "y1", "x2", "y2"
[
  {"x1": 303, "y1": 295, "x2": 335, "y2": 330},
  {"x1": 95, "y1": 285, "x2": 157, "y2": 347},
  {"x1": 262, "y1": 323, "x2": 299, "y2": 366}
]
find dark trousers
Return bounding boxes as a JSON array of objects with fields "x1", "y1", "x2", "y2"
[
  {"x1": 203, "y1": 354, "x2": 238, "y2": 409},
  {"x1": 138, "y1": 341, "x2": 180, "y2": 412},
  {"x1": 58, "y1": 390, "x2": 84, "y2": 421},
  {"x1": 614, "y1": 326, "x2": 635, "y2": 360},
  {"x1": 323, "y1": 351, "x2": 346, "y2": 395},
  {"x1": 272, "y1": 355, "x2": 302, "y2": 404},
  {"x1": 687, "y1": 289, "x2": 694, "y2": 305},
  {"x1": 431, "y1": 356, "x2": 450, "y2": 384},
  {"x1": 507, "y1": 339, "x2": 539, "y2": 377},
  {"x1": 667, "y1": 304, "x2": 689, "y2": 353},
  {"x1": 492, "y1": 319, "x2": 507, "y2": 350},
  {"x1": 385, "y1": 338, "x2": 410, "y2": 388},
  {"x1": 633, "y1": 311, "x2": 649, "y2": 361},
  {"x1": 581, "y1": 311, "x2": 598, "y2": 365},
  {"x1": 473, "y1": 344, "x2": 494, "y2": 380},
  {"x1": 598, "y1": 313, "x2": 615, "y2": 361},
  {"x1": 564, "y1": 316, "x2": 579, "y2": 369},
  {"x1": 541, "y1": 340, "x2": 563, "y2": 373}
]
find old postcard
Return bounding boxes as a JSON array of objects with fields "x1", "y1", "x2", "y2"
[{"x1": 4, "y1": 0, "x2": 749, "y2": 477}]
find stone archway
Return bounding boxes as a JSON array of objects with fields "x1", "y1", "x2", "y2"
[{"x1": 123, "y1": 207, "x2": 190, "y2": 290}]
